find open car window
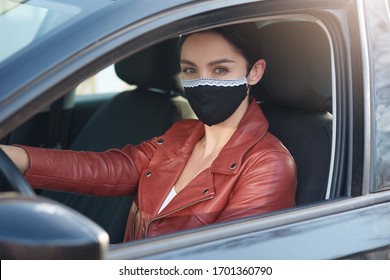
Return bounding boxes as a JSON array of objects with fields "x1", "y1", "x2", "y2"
[
  {"x1": 1, "y1": 16, "x2": 337, "y2": 245},
  {"x1": 1, "y1": 0, "x2": 390, "y2": 260}
]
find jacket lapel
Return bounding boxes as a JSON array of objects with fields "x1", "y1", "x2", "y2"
[
  {"x1": 137, "y1": 121, "x2": 205, "y2": 215},
  {"x1": 157, "y1": 169, "x2": 215, "y2": 216},
  {"x1": 137, "y1": 100, "x2": 268, "y2": 217},
  {"x1": 211, "y1": 100, "x2": 269, "y2": 175}
]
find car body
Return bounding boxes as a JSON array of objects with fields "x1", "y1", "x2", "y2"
[{"x1": 0, "y1": 0, "x2": 390, "y2": 259}]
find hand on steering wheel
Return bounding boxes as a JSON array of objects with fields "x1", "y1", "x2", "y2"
[{"x1": 0, "y1": 148, "x2": 36, "y2": 197}]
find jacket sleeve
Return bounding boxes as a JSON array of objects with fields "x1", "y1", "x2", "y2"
[
  {"x1": 215, "y1": 150, "x2": 297, "y2": 223},
  {"x1": 19, "y1": 140, "x2": 158, "y2": 197}
]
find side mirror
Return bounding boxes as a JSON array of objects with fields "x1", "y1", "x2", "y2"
[{"x1": 0, "y1": 193, "x2": 109, "y2": 259}]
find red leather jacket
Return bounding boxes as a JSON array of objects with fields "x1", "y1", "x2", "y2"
[{"x1": 22, "y1": 100, "x2": 297, "y2": 241}]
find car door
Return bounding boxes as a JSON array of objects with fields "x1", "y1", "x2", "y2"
[
  {"x1": 104, "y1": 0, "x2": 390, "y2": 259},
  {"x1": 1, "y1": 0, "x2": 390, "y2": 260}
]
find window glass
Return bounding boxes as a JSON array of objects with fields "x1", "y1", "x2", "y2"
[
  {"x1": 0, "y1": 2, "x2": 47, "y2": 61},
  {"x1": 386, "y1": 0, "x2": 390, "y2": 19},
  {"x1": 0, "y1": 0, "x2": 80, "y2": 62}
]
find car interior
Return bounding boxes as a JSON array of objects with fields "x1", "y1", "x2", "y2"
[{"x1": 0, "y1": 18, "x2": 334, "y2": 244}]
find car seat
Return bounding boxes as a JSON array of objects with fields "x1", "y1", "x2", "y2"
[
  {"x1": 256, "y1": 21, "x2": 333, "y2": 205},
  {"x1": 41, "y1": 38, "x2": 185, "y2": 243}
]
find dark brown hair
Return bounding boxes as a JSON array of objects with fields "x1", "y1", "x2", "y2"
[{"x1": 178, "y1": 22, "x2": 262, "y2": 71}]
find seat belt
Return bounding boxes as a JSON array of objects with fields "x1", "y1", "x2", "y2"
[
  {"x1": 44, "y1": 97, "x2": 64, "y2": 148},
  {"x1": 44, "y1": 92, "x2": 74, "y2": 149}
]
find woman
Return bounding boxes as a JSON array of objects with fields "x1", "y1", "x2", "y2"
[{"x1": 1, "y1": 23, "x2": 297, "y2": 241}]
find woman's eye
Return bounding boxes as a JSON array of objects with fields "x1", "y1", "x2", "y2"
[
  {"x1": 215, "y1": 67, "x2": 228, "y2": 74},
  {"x1": 182, "y1": 67, "x2": 196, "y2": 74}
]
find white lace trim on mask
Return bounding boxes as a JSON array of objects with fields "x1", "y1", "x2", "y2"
[{"x1": 181, "y1": 77, "x2": 247, "y2": 88}]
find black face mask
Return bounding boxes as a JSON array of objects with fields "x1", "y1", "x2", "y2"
[{"x1": 182, "y1": 77, "x2": 248, "y2": 126}]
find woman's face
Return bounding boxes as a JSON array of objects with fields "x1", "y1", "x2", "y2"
[{"x1": 180, "y1": 32, "x2": 249, "y2": 80}]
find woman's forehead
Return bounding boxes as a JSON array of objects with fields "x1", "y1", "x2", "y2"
[{"x1": 180, "y1": 32, "x2": 244, "y2": 61}]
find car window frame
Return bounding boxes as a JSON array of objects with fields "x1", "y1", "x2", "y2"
[
  {"x1": 2, "y1": 0, "x2": 390, "y2": 259},
  {"x1": 95, "y1": 1, "x2": 385, "y2": 258}
]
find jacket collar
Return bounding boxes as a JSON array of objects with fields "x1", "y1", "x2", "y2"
[
  {"x1": 211, "y1": 99, "x2": 269, "y2": 174},
  {"x1": 157, "y1": 98, "x2": 269, "y2": 175},
  {"x1": 139, "y1": 99, "x2": 269, "y2": 216}
]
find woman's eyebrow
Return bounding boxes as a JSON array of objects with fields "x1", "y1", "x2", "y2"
[
  {"x1": 180, "y1": 58, "x2": 236, "y2": 67},
  {"x1": 208, "y1": 58, "x2": 236, "y2": 66},
  {"x1": 180, "y1": 59, "x2": 196, "y2": 66}
]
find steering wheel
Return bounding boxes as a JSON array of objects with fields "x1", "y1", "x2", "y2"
[{"x1": 0, "y1": 148, "x2": 36, "y2": 197}]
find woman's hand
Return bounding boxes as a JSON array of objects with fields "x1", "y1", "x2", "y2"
[{"x1": 0, "y1": 145, "x2": 30, "y2": 174}]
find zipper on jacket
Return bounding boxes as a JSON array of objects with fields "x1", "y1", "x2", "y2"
[
  {"x1": 132, "y1": 206, "x2": 140, "y2": 240},
  {"x1": 144, "y1": 195, "x2": 214, "y2": 238}
]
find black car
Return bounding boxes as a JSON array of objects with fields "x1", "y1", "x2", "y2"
[{"x1": 0, "y1": 0, "x2": 390, "y2": 259}]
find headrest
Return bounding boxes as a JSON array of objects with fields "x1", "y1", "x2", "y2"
[
  {"x1": 115, "y1": 38, "x2": 182, "y2": 93},
  {"x1": 258, "y1": 21, "x2": 332, "y2": 112}
]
